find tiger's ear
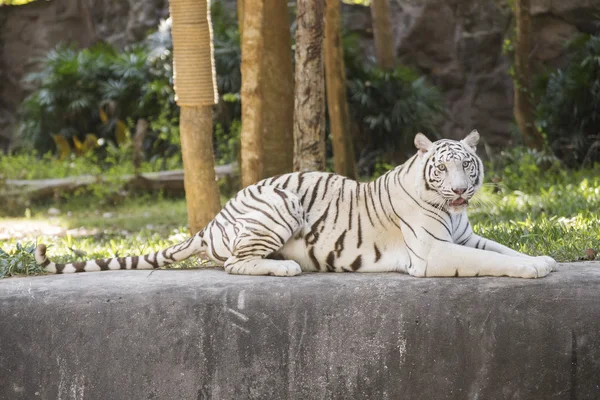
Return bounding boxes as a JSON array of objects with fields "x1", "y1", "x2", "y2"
[
  {"x1": 414, "y1": 133, "x2": 433, "y2": 154},
  {"x1": 461, "y1": 129, "x2": 480, "y2": 151}
]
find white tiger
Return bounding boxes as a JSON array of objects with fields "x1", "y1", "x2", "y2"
[{"x1": 35, "y1": 130, "x2": 556, "y2": 278}]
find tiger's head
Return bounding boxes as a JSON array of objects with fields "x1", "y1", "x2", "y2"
[{"x1": 414, "y1": 130, "x2": 483, "y2": 213}]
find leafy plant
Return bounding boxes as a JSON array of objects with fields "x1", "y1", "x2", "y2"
[
  {"x1": 17, "y1": 1, "x2": 244, "y2": 166},
  {"x1": 485, "y1": 146, "x2": 564, "y2": 192},
  {"x1": 471, "y1": 145, "x2": 600, "y2": 262},
  {"x1": 19, "y1": 41, "x2": 178, "y2": 159},
  {"x1": 0, "y1": 242, "x2": 43, "y2": 278},
  {"x1": 211, "y1": 2, "x2": 242, "y2": 99},
  {"x1": 20, "y1": 43, "x2": 115, "y2": 152},
  {"x1": 214, "y1": 120, "x2": 241, "y2": 166},
  {"x1": 535, "y1": 34, "x2": 600, "y2": 166}
]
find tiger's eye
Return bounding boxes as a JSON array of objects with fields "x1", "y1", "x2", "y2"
[
  {"x1": 437, "y1": 164, "x2": 446, "y2": 171},
  {"x1": 462, "y1": 161, "x2": 469, "y2": 168}
]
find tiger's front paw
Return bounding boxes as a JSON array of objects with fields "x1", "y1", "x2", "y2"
[
  {"x1": 513, "y1": 257, "x2": 553, "y2": 278},
  {"x1": 537, "y1": 255, "x2": 557, "y2": 272},
  {"x1": 270, "y1": 261, "x2": 302, "y2": 277}
]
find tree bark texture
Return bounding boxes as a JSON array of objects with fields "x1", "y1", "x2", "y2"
[
  {"x1": 293, "y1": 0, "x2": 326, "y2": 172},
  {"x1": 179, "y1": 106, "x2": 221, "y2": 233},
  {"x1": 261, "y1": 0, "x2": 294, "y2": 178},
  {"x1": 514, "y1": 0, "x2": 544, "y2": 149},
  {"x1": 370, "y1": 0, "x2": 396, "y2": 70},
  {"x1": 240, "y1": 0, "x2": 266, "y2": 187},
  {"x1": 324, "y1": 0, "x2": 357, "y2": 180}
]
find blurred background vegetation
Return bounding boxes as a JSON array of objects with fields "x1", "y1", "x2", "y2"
[
  {"x1": 3, "y1": 2, "x2": 599, "y2": 171},
  {"x1": 10, "y1": 3, "x2": 447, "y2": 175}
]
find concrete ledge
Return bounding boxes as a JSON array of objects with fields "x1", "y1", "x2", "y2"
[{"x1": 1, "y1": 263, "x2": 600, "y2": 399}]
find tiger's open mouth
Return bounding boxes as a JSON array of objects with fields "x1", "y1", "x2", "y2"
[{"x1": 449, "y1": 198, "x2": 468, "y2": 207}]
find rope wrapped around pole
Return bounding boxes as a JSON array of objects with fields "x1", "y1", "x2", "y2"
[{"x1": 170, "y1": 0, "x2": 218, "y2": 106}]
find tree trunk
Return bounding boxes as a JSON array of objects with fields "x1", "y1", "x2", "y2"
[
  {"x1": 370, "y1": 0, "x2": 395, "y2": 70},
  {"x1": 514, "y1": 0, "x2": 544, "y2": 149},
  {"x1": 324, "y1": 0, "x2": 357, "y2": 180},
  {"x1": 261, "y1": 0, "x2": 294, "y2": 177},
  {"x1": 293, "y1": 0, "x2": 326, "y2": 172},
  {"x1": 179, "y1": 107, "x2": 222, "y2": 233},
  {"x1": 240, "y1": 0, "x2": 266, "y2": 187}
]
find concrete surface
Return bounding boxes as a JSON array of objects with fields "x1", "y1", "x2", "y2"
[{"x1": 1, "y1": 263, "x2": 599, "y2": 400}]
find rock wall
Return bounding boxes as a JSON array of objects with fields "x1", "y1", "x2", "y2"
[
  {"x1": 0, "y1": 0, "x2": 97, "y2": 151},
  {"x1": 343, "y1": 0, "x2": 600, "y2": 148},
  {"x1": 0, "y1": 0, "x2": 167, "y2": 151},
  {"x1": 86, "y1": 0, "x2": 169, "y2": 49},
  {"x1": 1, "y1": 0, "x2": 599, "y2": 150}
]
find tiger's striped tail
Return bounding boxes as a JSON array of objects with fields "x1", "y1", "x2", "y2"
[{"x1": 34, "y1": 233, "x2": 206, "y2": 274}]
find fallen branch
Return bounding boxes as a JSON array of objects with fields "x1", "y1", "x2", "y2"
[{"x1": 1, "y1": 163, "x2": 237, "y2": 201}]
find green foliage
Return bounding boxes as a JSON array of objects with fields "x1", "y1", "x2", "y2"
[
  {"x1": 1, "y1": 228, "x2": 200, "y2": 278},
  {"x1": 18, "y1": 3, "x2": 243, "y2": 165},
  {"x1": 485, "y1": 146, "x2": 564, "y2": 192},
  {"x1": 535, "y1": 34, "x2": 600, "y2": 166},
  {"x1": 470, "y1": 177, "x2": 600, "y2": 262},
  {"x1": 0, "y1": 145, "x2": 183, "y2": 217},
  {"x1": 344, "y1": 35, "x2": 443, "y2": 157},
  {"x1": 0, "y1": 146, "x2": 181, "y2": 181},
  {"x1": 371, "y1": 156, "x2": 394, "y2": 179},
  {"x1": 0, "y1": 242, "x2": 43, "y2": 278},
  {"x1": 0, "y1": 196, "x2": 200, "y2": 278},
  {"x1": 214, "y1": 120, "x2": 241, "y2": 166},
  {"x1": 211, "y1": 3, "x2": 242, "y2": 99},
  {"x1": 1, "y1": 151, "x2": 102, "y2": 180},
  {"x1": 471, "y1": 147, "x2": 600, "y2": 261},
  {"x1": 20, "y1": 42, "x2": 176, "y2": 156},
  {"x1": 471, "y1": 210, "x2": 599, "y2": 263}
]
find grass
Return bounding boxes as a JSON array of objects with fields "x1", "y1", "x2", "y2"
[
  {"x1": 0, "y1": 196, "x2": 195, "y2": 278},
  {"x1": 0, "y1": 149, "x2": 182, "y2": 180},
  {"x1": 1, "y1": 156, "x2": 599, "y2": 278},
  {"x1": 470, "y1": 181, "x2": 600, "y2": 262}
]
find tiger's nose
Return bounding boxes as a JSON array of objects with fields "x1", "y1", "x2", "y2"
[{"x1": 452, "y1": 188, "x2": 466, "y2": 195}]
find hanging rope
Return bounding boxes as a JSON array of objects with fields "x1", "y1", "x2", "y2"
[{"x1": 169, "y1": 0, "x2": 219, "y2": 106}]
